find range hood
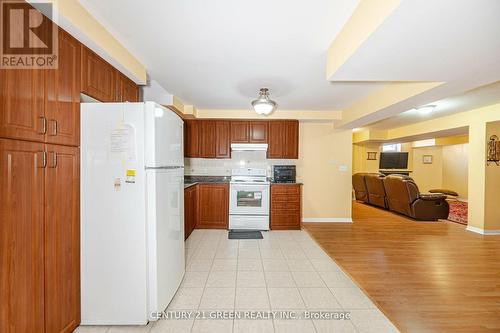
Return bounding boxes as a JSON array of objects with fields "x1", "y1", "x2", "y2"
[{"x1": 231, "y1": 143, "x2": 268, "y2": 151}]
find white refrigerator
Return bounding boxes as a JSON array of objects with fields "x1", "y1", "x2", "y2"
[{"x1": 80, "y1": 102, "x2": 185, "y2": 325}]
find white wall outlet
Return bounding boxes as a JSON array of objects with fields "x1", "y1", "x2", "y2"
[{"x1": 338, "y1": 165, "x2": 348, "y2": 172}]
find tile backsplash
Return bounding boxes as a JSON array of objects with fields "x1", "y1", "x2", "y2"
[{"x1": 185, "y1": 151, "x2": 296, "y2": 177}]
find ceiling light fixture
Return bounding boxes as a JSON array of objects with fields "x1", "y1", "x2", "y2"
[
  {"x1": 417, "y1": 105, "x2": 437, "y2": 115},
  {"x1": 252, "y1": 88, "x2": 277, "y2": 115}
]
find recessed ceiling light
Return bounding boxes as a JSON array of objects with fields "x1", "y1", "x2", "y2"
[{"x1": 416, "y1": 105, "x2": 437, "y2": 115}]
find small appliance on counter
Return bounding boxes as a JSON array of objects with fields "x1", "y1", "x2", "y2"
[{"x1": 272, "y1": 165, "x2": 296, "y2": 183}]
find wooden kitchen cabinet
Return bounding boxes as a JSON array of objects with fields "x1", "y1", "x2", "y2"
[
  {"x1": 115, "y1": 71, "x2": 140, "y2": 102},
  {"x1": 200, "y1": 120, "x2": 217, "y2": 158},
  {"x1": 46, "y1": 28, "x2": 81, "y2": 147},
  {"x1": 230, "y1": 121, "x2": 249, "y2": 143},
  {"x1": 270, "y1": 184, "x2": 302, "y2": 230},
  {"x1": 44, "y1": 144, "x2": 80, "y2": 333},
  {"x1": 197, "y1": 184, "x2": 229, "y2": 229},
  {"x1": 81, "y1": 45, "x2": 116, "y2": 102},
  {"x1": 267, "y1": 120, "x2": 299, "y2": 159},
  {"x1": 185, "y1": 120, "x2": 202, "y2": 157},
  {"x1": 184, "y1": 185, "x2": 198, "y2": 240},
  {"x1": 0, "y1": 139, "x2": 80, "y2": 333},
  {"x1": 249, "y1": 121, "x2": 268, "y2": 143},
  {"x1": 216, "y1": 120, "x2": 231, "y2": 158},
  {"x1": 0, "y1": 139, "x2": 46, "y2": 333}
]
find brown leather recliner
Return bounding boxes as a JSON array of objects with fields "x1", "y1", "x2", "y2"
[
  {"x1": 383, "y1": 175, "x2": 449, "y2": 221},
  {"x1": 352, "y1": 173, "x2": 369, "y2": 202},
  {"x1": 364, "y1": 173, "x2": 387, "y2": 208}
]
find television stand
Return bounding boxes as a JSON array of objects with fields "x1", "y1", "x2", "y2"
[{"x1": 379, "y1": 169, "x2": 413, "y2": 176}]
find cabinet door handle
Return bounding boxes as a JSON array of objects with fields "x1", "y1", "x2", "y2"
[
  {"x1": 49, "y1": 152, "x2": 57, "y2": 168},
  {"x1": 38, "y1": 151, "x2": 47, "y2": 168},
  {"x1": 50, "y1": 119, "x2": 57, "y2": 136},
  {"x1": 38, "y1": 116, "x2": 47, "y2": 134}
]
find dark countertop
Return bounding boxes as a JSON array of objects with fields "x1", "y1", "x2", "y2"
[
  {"x1": 184, "y1": 175, "x2": 230, "y2": 189},
  {"x1": 270, "y1": 181, "x2": 303, "y2": 185}
]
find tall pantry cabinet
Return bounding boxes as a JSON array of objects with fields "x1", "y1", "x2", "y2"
[{"x1": 0, "y1": 27, "x2": 81, "y2": 333}]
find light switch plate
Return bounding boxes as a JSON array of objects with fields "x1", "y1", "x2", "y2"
[{"x1": 338, "y1": 165, "x2": 348, "y2": 172}]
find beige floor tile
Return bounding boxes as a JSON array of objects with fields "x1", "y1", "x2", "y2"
[
  {"x1": 330, "y1": 288, "x2": 375, "y2": 309},
  {"x1": 206, "y1": 271, "x2": 237, "y2": 288},
  {"x1": 313, "y1": 319, "x2": 358, "y2": 333},
  {"x1": 167, "y1": 288, "x2": 204, "y2": 310},
  {"x1": 239, "y1": 240, "x2": 260, "y2": 250},
  {"x1": 264, "y1": 271, "x2": 296, "y2": 287},
  {"x1": 238, "y1": 259, "x2": 263, "y2": 271},
  {"x1": 291, "y1": 271, "x2": 326, "y2": 287},
  {"x1": 215, "y1": 247, "x2": 239, "y2": 259},
  {"x1": 310, "y1": 258, "x2": 342, "y2": 272},
  {"x1": 181, "y1": 271, "x2": 209, "y2": 288},
  {"x1": 303, "y1": 247, "x2": 332, "y2": 260},
  {"x1": 286, "y1": 259, "x2": 315, "y2": 271},
  {"x1": 212, "y1": 259, "x2": 238, "y2": 271},
  {"x1": 282, "y1": 249, "x2": 307, "y2": 260},
  {"x1": 73, "y1": 326, "x2": 110, "y2": 333},
  {"x1": 299, "y1": 288, "x2": 342, "y2": 309},
  {"x1": 191, "y1": 319, "x2": 233, "y2": 333},
  {"x1": 258, "y1": 240, "x2": 281, "y2": 249},
  {"x1": 150, "y1": 318, "x2": 194, "y2": 333},
  {"x1": 199, "y1": 287, "x2": 236, "y2": 309},
  {"x1": 238, "y1": 248, "x2": 261, "y2": 259},
  {"x1": 192, "y1": 248, "x2": 217, "y2": 260},
  {"x1": 237, "y1": 270, "x2": 266, "y2": 287},
  {"x1": 273, "y1": 319, "x2": 316, "y2": 333},
  {"x1": 318, "y1": 271, "x2": 356, "y2": 288},
  {"x1": 267, "y1": 288, "x2": 305, "y2": 309},
  {"x1": 107, "y1": 324, "x2": 153, "y2": 333},
  {"x1": 262, "y1": 259, "x2": 289, "y2": 272},
  {"x1": 350, "y1": 309, "x2": 399, "y2": 333},
  {"x1": 235, "y1": 288, "x2": 270, "y2": 310},
  {"x1": 233, "y1": 319, "x2": 274, "y2": 333},
  {"x1": 260, "y1": 248, "x2": 284, "y2": 259},
  {"x1": 187, "y1": 259, "x2": 213, "y2": 272}
]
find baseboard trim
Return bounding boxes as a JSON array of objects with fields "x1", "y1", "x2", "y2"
[
  {"x1": 302, "y1": 218, "x2": 353, "y2": 223},
  {"x1": 466, "y1": 225, "x2": 500, "y2": 235}
]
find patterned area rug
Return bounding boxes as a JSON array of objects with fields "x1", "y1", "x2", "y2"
[{"x1": 447, "y1": 200, "x2": 468, "y2": 225}]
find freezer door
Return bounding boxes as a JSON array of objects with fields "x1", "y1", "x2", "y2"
[
  {"x1": 146, "y1": 167, "x2": 185, "y2": 319},
  {"x1": 144, "y1": 102, "x2": 184, "y2": 167}
]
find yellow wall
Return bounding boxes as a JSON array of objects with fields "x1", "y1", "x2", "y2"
[
  {"x1": 411, "y1": 146, "x2": 443, "y2": 193},
  {"x1": 352, "y1": 143, "x2": 380, "y2": 174},
  {"x1": 484, "y1": 121, "x2": 500, "y2": 230},
  {"x1": 442, "y1": 144, "x2": 468, "y2": 199},
  {"x1": 298, "y1": 123, "x2": 352, "y2": 220}
]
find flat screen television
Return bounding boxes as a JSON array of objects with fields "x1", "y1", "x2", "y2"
[{"x1": 379, "y1": 152, "x2": 408, "y2": 169}]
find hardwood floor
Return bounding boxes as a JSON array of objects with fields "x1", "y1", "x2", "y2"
[{"x1": 303, "y1": 202, "x2": 500, "y2": 333}]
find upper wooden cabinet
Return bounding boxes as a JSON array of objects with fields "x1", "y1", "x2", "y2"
[
  {"x1": 200, "y1": 120, "x2": 216, "y2": 158},
  {"x1": 0, "y1": 28, "x2": 80, "y2": 146},
  {"x1": 115, "y1": 71, "x2": 140, "y2": 102},
  {"x1": 184, "y1": 119, "x2": 298, "y2": 159},
  {"x1": 185, "y1": 120, "x2": 201, "y2": 158},
  {"x1": 268, "y1": 120, "x2": 299, "y2": 159},
  {"x1": 249, "y1": 121, "x2": 268, "y2": 143},
  {"x1": 230, "y1": 121, "x2": 249, "y2": 143},
  {"x1": 46, "y1": 28, "x2": 81, "y2": 147},
  {"x1": 216, "y1": 121, "x2": 231, "y2": 158},
  {"x1": 81, "y1": 46, "x2": 117, "y2": 102}
]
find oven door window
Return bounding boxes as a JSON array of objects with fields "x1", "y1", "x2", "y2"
[{"x1": 236, "y1": 190, "x2": 262, "y2": 207}]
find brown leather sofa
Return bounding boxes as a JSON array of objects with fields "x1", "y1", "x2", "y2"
[
  {"x1": 352, "y1": 173, "x2": 369, "y2": 202},
  {"x1": 383, "y1": 175, "x2": 449, "y2": 220},
  {"x1": 364, "y1": 173, "x2": 388, "y2": 209}
]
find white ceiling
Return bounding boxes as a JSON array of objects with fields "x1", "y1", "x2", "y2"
[
  {"x1": 79, "y1": 0, "x2": 393, "y2": 111},
  {"x1": 368, "y1": 81, "x2": 500, "y2": 129}
]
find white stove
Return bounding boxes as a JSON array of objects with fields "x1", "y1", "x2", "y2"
[{"x1": 229, "y1": 168, "x2": 270, "y2": 230}]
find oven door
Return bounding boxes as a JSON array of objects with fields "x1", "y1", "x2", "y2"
[{"x1": 229, "y1": 183, "x2": 270, "y2": 215}]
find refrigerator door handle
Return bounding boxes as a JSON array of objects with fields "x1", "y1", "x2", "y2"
[{"x1": 145, "y1": 166, "x2": 184, "y2": 170}]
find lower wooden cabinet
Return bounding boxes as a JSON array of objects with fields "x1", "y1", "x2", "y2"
[
  {"x1": 184, "y1": 185, "x2": 198, "y2": 240},
  {"x1": 270, "y1": 184, "x2": 302, "y2": 230},
  {"x1": 196, "y1": 184, "x2": 229, "y2": 229},
  {"x1": 0, "y1": 139, "x2": 80, "y2": 333}
]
